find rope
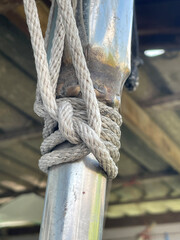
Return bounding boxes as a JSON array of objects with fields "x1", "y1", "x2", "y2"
[{"x1": 23, "y1": 0, "x2": 122, "y2": 178}]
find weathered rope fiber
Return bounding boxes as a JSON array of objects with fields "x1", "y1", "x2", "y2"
[{"x1": 23, "y1": 0, "x2": 122, "y2": 178}]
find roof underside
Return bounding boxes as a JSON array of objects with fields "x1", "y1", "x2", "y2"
[{"x1": 0, "y1": 0, "x2": 180, "y2": 229}]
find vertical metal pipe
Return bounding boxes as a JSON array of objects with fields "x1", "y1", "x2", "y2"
[
  {"x1": 40, "y1": 154, "x2": 107, "y2": 239},
  {"x1": 39, "y1": 1, "x2": 134, "y2": 239}
]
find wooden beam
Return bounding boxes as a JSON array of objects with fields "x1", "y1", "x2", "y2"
[
  {"x1": 136, "y1": 0, "x2": 180, "y2": 37},
  {"x1": 136, "y1": 0, "x2": 180, "y2": 50},
  {"x1": 113, "y1": 172, "x2": 179, "y2": 189},
  {"x1": 0, "y1": 127, "x2": 42, "y2": 148},
  {"x1": 139, "y1": 35, "x2": 180, "y2": 51},
  {"x1": 2, "y1": 1, "x2": 49, "y2": 37},
  {"x1": 3, "y1": 225, "x2": 40, "y2": 236},
  {"x1": 0, "y1": 53, "x2": 38, "y2": 122},
  {"x1": 107, "y1": 198, "x2": 180, "y2": 218},
  {"x1": 105, "y1": 211, "x2": 180, "y2": 227},
  {"x1": 140, "y1": 93, "x2": 180, "y2": 110},
  {"x1": 121, "y1": 125, "x2": 169, "y2": 172},
  {"x1": 138, "y1": 27, "x2": 180, "y2": 37},
  {"x1": 0, "y1": 98, "x2": 40, "y2": 133},
  {"x1": 110, "y1": 172, "x2": 180, "y2": 204},
  {"x1": 121, "y1": 92, "x2": 180, "y2": 173},
  {"x1": 0, "y1": 170, "x2": 31, "y2": 192},
  {"x1": 109, "y1": 195, "x2": 180, "y2": 206},
  {"x1": 0, "y1": 153, "x2": 46, "y2": 189},
  {"x1": 0, "y1": 187, "x2": 45, "y2": 199},
  {"x1": 118, "y1": 150, "x2": 146, "y2": 177},
  {"x1": 0, "y1": 14, "x2": 36, "y2": 79},
  {"x1": 0, "y1": 0, "x2": 22, "y2": 14}
]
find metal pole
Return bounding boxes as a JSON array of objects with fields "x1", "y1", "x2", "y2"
[
  {"x1": 39, "y1": 1, "x2": 134, "y2": 239},
  {"x1": 40, "y1": 154, "x2": 107, "y2": 239}
]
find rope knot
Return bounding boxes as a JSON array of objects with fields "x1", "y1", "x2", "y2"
[
  {"x1": 39, "y1": 98, "x2": 122, "y2": 179},
  {"x1": 23, "y1": 0, "x2": 123, "y2": 179},
  {"x1": 58, "y1": 101, "x2": 81, "y2": 144}
]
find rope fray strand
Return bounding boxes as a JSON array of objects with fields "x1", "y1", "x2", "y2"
[{"x1": 23, "y1": 0, "x2": 122, "y2": 178}]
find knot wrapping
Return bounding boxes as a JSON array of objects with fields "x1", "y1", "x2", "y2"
[
  {"x1": 23, "y1": 0, "x2": 123, "y2": 178},
  {"x1": 38, "y1": 98, "x2": 122, "y2": 179}
]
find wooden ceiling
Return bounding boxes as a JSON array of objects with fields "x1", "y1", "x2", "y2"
[{"x1": 0, "y1": 0, "x2": 180, "y2": 228}]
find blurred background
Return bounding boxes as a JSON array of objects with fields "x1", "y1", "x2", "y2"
[{"x1": 0, "y1": 0, "x2": 180, "y2": 239}]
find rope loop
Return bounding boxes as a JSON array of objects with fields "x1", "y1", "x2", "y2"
[
  {"x1": 23, "y1": 0, "x2": 122, "y2": 178},
  {"x1": 58, "y1": 100, "x2": 81, "y2": 144},
  {"x1": 39, "y1": 98, "x2": 122, "y2": 179}
]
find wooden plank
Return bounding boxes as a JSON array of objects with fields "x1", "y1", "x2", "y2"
[
  {"x1": 118, "y1": 150, "x2": 145, "y2": 177},
  {"x1": 141, "y1": 93, "x2": 180, "y2": 110},
  {"x1": 110, "y1": 173, "x2": 180, "y2": 207},
  {"x1": 0, "y1": 53, "x2": 39, "y2": 122},
  {"x1": 112, "y1": 173, "x2": 180, "y2": 199},
  {"x1": 114, "y1": 173, "x2": 180, "y2": 188},
  {"x1": 0, "y1": 0, "x2": 21, "y2": 14},
  {"x1": 0, "y1": 0, "x2": 50, "y2": 13},
  {"x1": 163, "y1": 176, "x2": 180, "y2": 197},
  {"x1": 146, "y1": 110, "x2": 180, "y2": 147},
  {"x1": 121, "y1": 92, "x2": 180, "y2": 173},
  {"x1": 0, "y1": 188, "x2": 45, "y2": 199},
  {"x1": 121, "y1": 125, "x2": 169, "y2": 172},
  {"x1": 139, "y1": 57, "x2": 180, "y2": 146},
  {"x1": 0, "y1": 154, "x2": 46, "y2": 188},
  {"x1": 105, "y1": 212, "x2": 180, "y2": 227},
  {"x1": 109, "y1": 195, "x2": 180, "y2": 206},
  {"x1": 131, "y1": 61, "x2": 180, "y2": 147},
  {"x1": 0, "y1": 127, "x2": 42, "y2": 148},
  {"x1": 24, "y1": 137, "x2": 42, "y2": 152},
  {"x1": 136, "y1": 0, "x2": 180, "y2": 37},
  {"x1": 130, "y1": 63, "x2": 171, "y2": 104},
  {"x1": 111, "y1": 186, "x2": 143, "y2": 203},
  {"x1": 0, "y1": 171, "x2": 28, "y2": 192},
  {"x1": 0, "y1": 99, "x2": 34, "y2": 133},
  {"x1": 107, "y1": 198, "x2": 180, "y2": 218},
  {"x1": 110, "y1": 181, "x2": 170, "y2": 205},
  {"x1": 140, "y1": 182, "x2": 170, "y2": 200},
  {"x1": 3, "y1": 1, "x2": 49, "y2": 37},
  {"x1": 0, "y1": 143, "x2": 42, "y2": 171},
  {"x1": 0, "y1": 15, "x2": 36, "y2": 79},
  {"x1": 145, "y1": 54, "x2": 180, "y2": 95},
  {"x1": 132, "y1": 68, "x2": 160, "y2": 102},
  {"x1": 136, "y1": 0, "x2": 180, "y2": 50}
]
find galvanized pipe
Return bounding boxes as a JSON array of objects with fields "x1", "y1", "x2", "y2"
[
  {"x1": 39, "y1": 0, "x2": 134, "y2": 239},
  {"x1": 39, "y1": 154, "x2": 107, "y2": 239}
]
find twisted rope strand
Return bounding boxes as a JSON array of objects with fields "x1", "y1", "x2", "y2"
[
  {"x1": 57, "y1": 0, "x2": 101, "y2": 136},
  {"x1": 23, "y1": 0, "x2": 58, "y2": 120}
]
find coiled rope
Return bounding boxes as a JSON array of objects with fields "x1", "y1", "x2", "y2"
[{"x1": 23, "y1": 0, "x2": 122, "y2": 178}]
